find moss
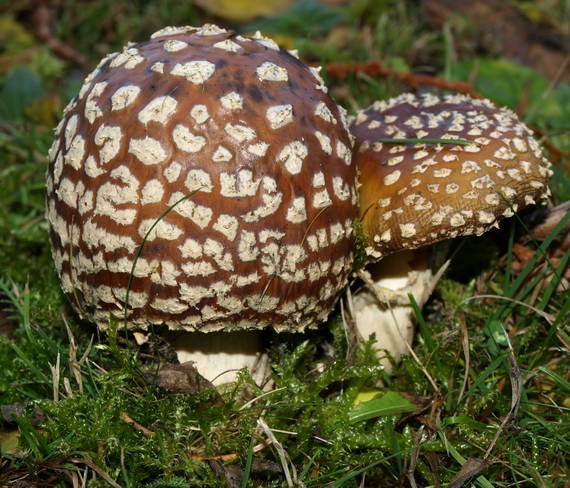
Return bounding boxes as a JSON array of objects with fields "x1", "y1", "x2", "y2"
[
  {"x1": 352, "y1": 219, "x2": 370, "y2": 271},
  {"x1": 1, "y1": 0, "x2": 569, "y2": 485}
]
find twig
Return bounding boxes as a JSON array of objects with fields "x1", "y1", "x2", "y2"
[
  {"x1": 459, "y1": 295, "x2": 555, "y2": 324},
  {"x1": 406, "y1": 426, "x2": 425, "y2": 488},
  {"x1": 239, "y1": 387, "x2": 287, "y2": 411},
  {"x1": 325, "y1": 61, "x2": 484, "y2": 99},
  {"x1": 457, "y1": 317, "x2": 470, "y2": 405},
  {"x1": 119, "y1": 412, "x2": 154, "y2": 438},
  {"x1": 31, "y1": 4, "x2": 85, "y2": 66},
  {"x1": 70, "y1": 454, "x2": 122, "y2": 488},
  {"x1": 188, "y1": 439, "x2": 271, "y2": 462}
]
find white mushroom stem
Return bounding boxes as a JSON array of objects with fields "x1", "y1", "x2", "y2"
[
  {"x1": 166, "y1": 330, "x2": 270, "y2": 386},
  {"x1": 351, "y1": 249, "x2": 449, "y2": 368}
]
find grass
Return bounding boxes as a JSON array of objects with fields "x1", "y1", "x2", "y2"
[{"x1": 1, "y1": 0, "x2": 569, "y2": 486}]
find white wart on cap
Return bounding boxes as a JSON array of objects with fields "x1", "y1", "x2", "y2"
[
  {"x1": 46, "y1": 24, "x2": 358, "y2": 333},
  {"x1": 351, "y1": 93, "x2": 553, "y2": 258}
]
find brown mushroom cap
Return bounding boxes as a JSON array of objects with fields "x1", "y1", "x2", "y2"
[
  {"x1": 351, "y1": 93, "x2": 553, "y2": 258},
  {"x1": 46, "y1": 24, "x2": 358, "y2": 332}
]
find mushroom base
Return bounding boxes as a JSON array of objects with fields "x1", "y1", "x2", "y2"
[
  {"x1": 166, "y1": 330, "x2": 270, "y2": 386},
  {"x1": 352, "y1": 249, "x2": 435, "y2": 368}
]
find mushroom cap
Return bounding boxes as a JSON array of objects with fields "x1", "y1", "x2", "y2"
[
  {"x1": 351, "y1": 93, "x2": 553, "y2": 258},
  {"x1": 46, "y1": 25, "x2": 358, "y2": 333}
]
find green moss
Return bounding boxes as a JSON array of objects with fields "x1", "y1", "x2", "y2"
[
  {"x1": 351, "y1": 219, "x2": 370, "y2": 271},
  {"x1": 0, "y1": 1, "x2": 569, "y2": 485}
]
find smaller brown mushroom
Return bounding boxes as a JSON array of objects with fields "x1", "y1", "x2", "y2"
[{"x1": 350, "y1": 92, "x2": 553, "y2": 365}]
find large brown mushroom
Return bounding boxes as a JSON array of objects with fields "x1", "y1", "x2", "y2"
[
  {"x1": 350, "y1": 92, "x2": 553, "y2": 365},
  {"x1": 46, "y1": 24, "x2": 359, "y2": 384}
]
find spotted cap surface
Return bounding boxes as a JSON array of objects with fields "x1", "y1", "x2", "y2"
[
  {"x1": 351, "y1": 93, "x2": 552, "y2": 258},
  {"x1": 46, "y1": 24, "x2": 358, "y2": 332}
]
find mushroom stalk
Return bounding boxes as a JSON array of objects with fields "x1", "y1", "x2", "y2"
[
  {"x1": 351, "y1": 249, "x2": 441, "y2": 367},
  {"x1": 166, "y1": 330, "x2": 270, "y2": 386}
]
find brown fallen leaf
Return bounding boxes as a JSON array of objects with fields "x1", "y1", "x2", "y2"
[
  {"x1": 207, "y1": 457, "x2": 284, "y2": 487},
  {"x1": 525, "y1": 201, "x2": 570, "y2": 243},
  {"x1": 512, "y1": 242, "x2": 536, "y2": 269},
  {"x1": 145, "y1": 362, "x2": 225, "y2": 410},
  {"x1": 449, "y1": 457, "x2": 490, "y2": 488},
  {"x1": 146, "y1": 362, "x2": 219, "y2": 395},
  {"x1": 208, "y1": 460, "x2": 243, "y2": 488},
  {"x1": 511, "y1": 202, "x2": 570, "y2": 288},
  {"x1": 1, "y1": 404, "x2": 46, "y2": 426},
  {"x1": 398, "y1": 392, "x2": 433, "y2": 426}
]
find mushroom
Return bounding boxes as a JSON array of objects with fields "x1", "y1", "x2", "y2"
[
  {"x1": 349, "y1": 92, "x2": 553, "y2": 365},
  {"x1": 45, "y1": 24, "x2": 359, "y2": 384}
]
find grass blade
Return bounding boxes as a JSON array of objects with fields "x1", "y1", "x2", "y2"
[
  {"x1": 123, "y1": 189, "x2": 202, "y2": 327},
  {"x1": 378, "y1": 137, "x2": 475, "y2": 145},
  {"x1": 240, "y1": 436, "x2": 255, "y2": 488}
]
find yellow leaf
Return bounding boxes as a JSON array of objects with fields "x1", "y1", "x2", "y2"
[
  {"x1": 352, "y1": 389, "x2": 381, "y2": 406},
  {"x1": 0, "y1": 430, "x2": 19, "y2": 455},
  {"x1": 194, "y1": 0, "x2": 294, "y2": 22}
]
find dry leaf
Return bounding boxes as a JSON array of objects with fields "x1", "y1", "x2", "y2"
[
  {"x1": 449, "y1": 458, "x2": 490, "y2": 488},
  {"x1": 145, "y1": 362, "x2": 224, "y2": 406},
  {"x1": 0, "y1": 430, "x2": 19, "y2": 455}
]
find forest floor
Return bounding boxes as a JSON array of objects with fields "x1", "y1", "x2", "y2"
[{"x1": 0, "y1": 1, "x2": 569, "y2": 486}]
